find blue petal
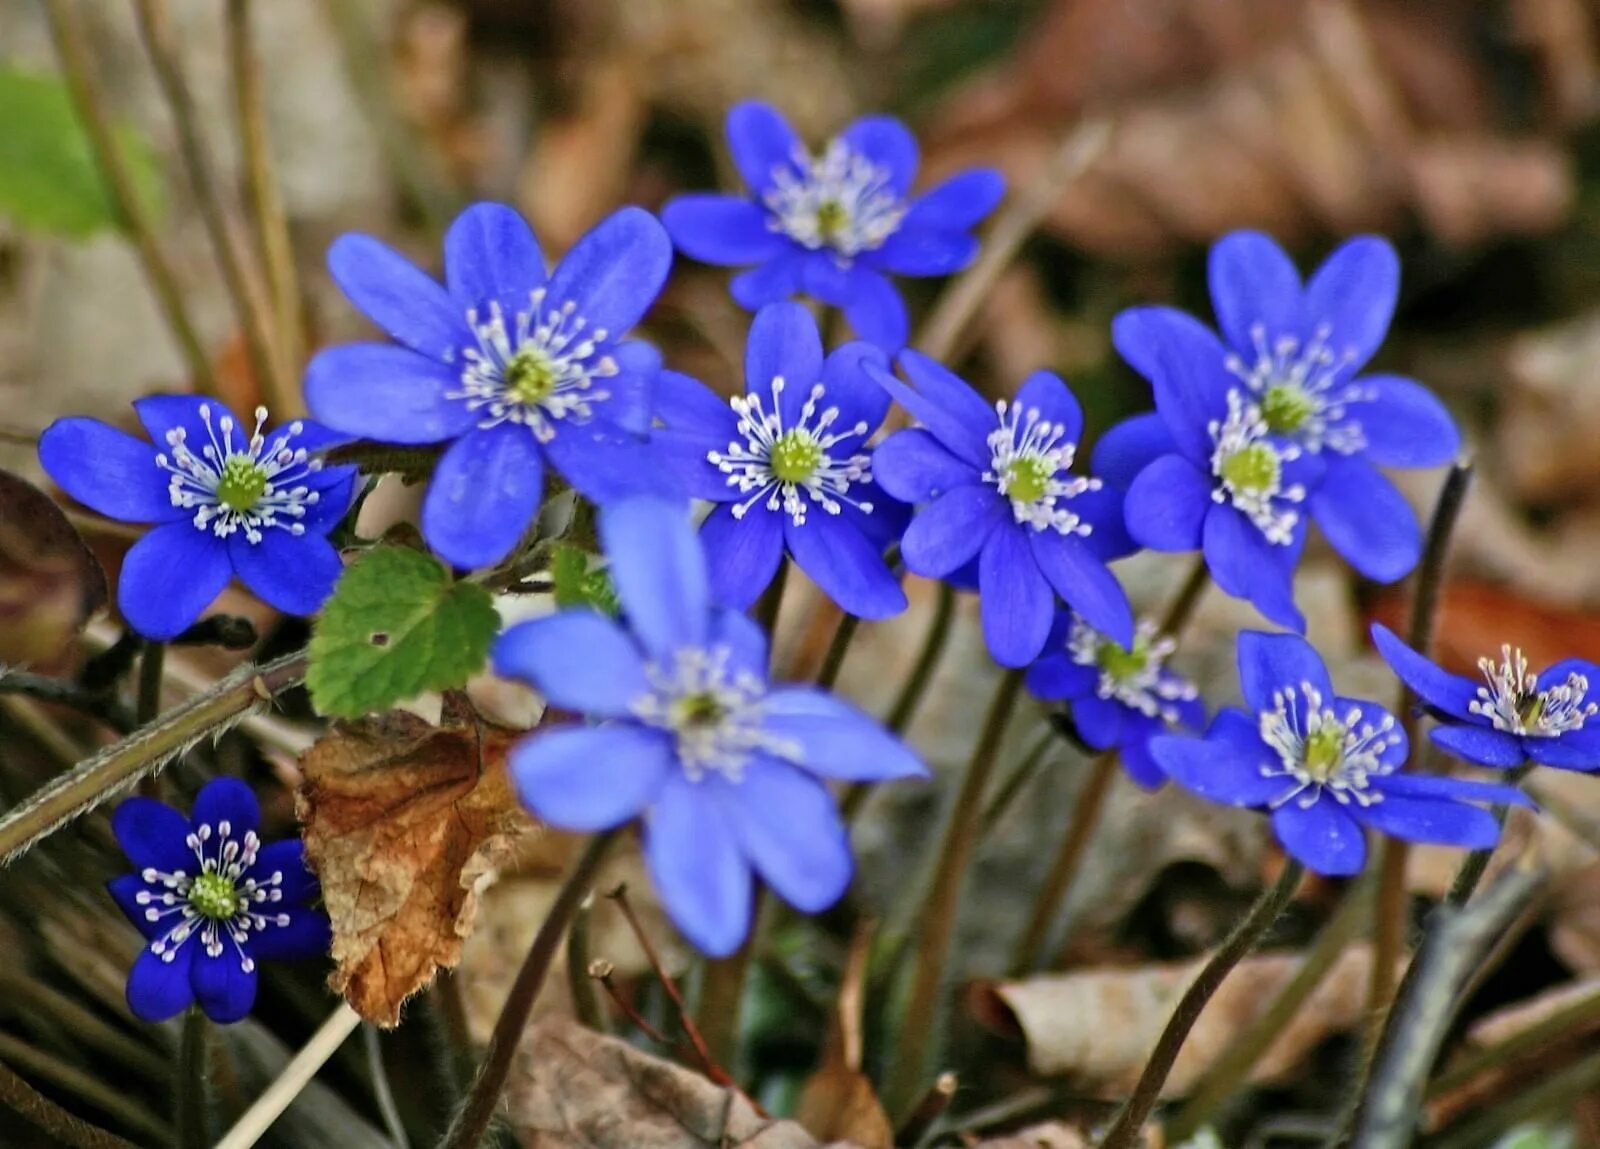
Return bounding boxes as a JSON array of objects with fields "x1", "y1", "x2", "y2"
[
  {"x1": 871, "y1": 428, "x2": 981, "y2": 503},
  {"x1": 1537, "y1": 658, "x2": 1600, "y2": 692},
  {"x1": 492, "y1": 612, "x2": 650, "y2": 717},
  {"x1": 193, "y1": 778, "x2": 261, "y2": 838},
  {"x1": 1357, "y1": 375, "x2": 1461, "y2": 468},
  {"x1": 821, "y1": 342, "x2": 893, "y2": 435},
  {"x1": 903, "y1": 169, "x2": 1005, "y2": 231},
  {"x1": 840, "y1": 116, "x2": 919, "y2": 196},
  {"x1": 298, "y1": 472, "x2": 358, "y2": 536},
  {"x1": 1072, "y1": 694, "x2": 1124, "y2": 750},
  {"x1": 38, "y1": 418, "x2": 174, "y2": 523},
  {"x1": 1309, "y1": 456, "x2": 1421, "y2": 583},
  {"x1": 600, "y1": 497, "x2": 708, "y2": 659},
  {"x1": 1091, "y1": 413, "x2": 1178, "y2": 491},
  {"x1": 1353, "y1": 793, "x2": 1499, "y2": 850},
  {"x1": 786, "y1": 517, "x2": 905, "y2": 620},
  {"x1": 645, "y1": 775, "x2": 753, "y2": 957},
  {"x1": 653, "y1": 430, "x2": 732, "y2": 503},
  {"x1": 111, "y1": 797, "x2": 193, "y2": 873},
  {"x1": 246, "y1": 907, "x2": 332, "y2": 962},
  {"x1": 842, "y1": 268, "x2": 908, "y2": 352},
  {"x1": 543, "y1": 207, "x2": 672, "y2": 337},
  {"x1": 1376, "y1": 772, "x2": 1536, "y2": 809},
  {"x1": 656, "y1": 369, "x2": 737, "y2": 438},
  {"x1": 229, "y1": 531, "x2": 343, "y2": 618},
  {"x1": 327, "y1": 233, "x2": 468, "y2": 361},
  {"x1": 1111, "y1": 307, "x2": 1236, "y2": 463},
  {"x1": 443, "y1": 202, "x2": 547, "y2": 315},
  {"x1": 1202, "y1": 505, "x2": 1306, "y2": 633},
  {"x1": 708, "y1": 606, "x2": 770, "y2": 680},
  {"x1": 542, "y1": 419, "x2": 664, "y2": 504},
  {"x1": 1073, "y1": 484, "x2": 1138, "y2": 561},
  {"x1": 980, "y1": 525, "x2": 1054, "y2": 667},
  {"x1": 1335, "y1": 696, "x2": 1409, "y2": 771},
  {"x1": 758, "y1": 686, "x2": 927, "y2": 782},
  {"x1": 250, "y1": 839, "x2": 318, "y2": 904},
  {"x1": 870, "y1": 229, "x2": 978, "y2": 276},
  {"x1": 1125, "y1": 455, "x2": 1211, "y2": 551},
  {"x1": 662, "y1": 195, "x2": 787, "y2": 266},
  {"x1": 700, "y1": 502, "x2": 785, "y2": 611},
  {"x1": 193, "y1": 946, "x2": 259, "y2": 1024},
  {"x1": 1369, "y1": 623, "x2": 1480, "y2": 719},
  {"x1": 1013, "y1": 371, "x2": 1084, "y2": 445},
  {"x1": 747, "y1": 303, "x2": 824, "y2": 424},
  {"x1": 132, "y1": 394, "x2": 215, "y2": 446},
  {"x1": 126, "y1": 945, "x2": 195, "y2": 1022},
  {"x1": 1118, "y1": 716, "x2": 1169, "y2": 790},
  {"x1": 1522, "y1": 735, "x2": 1600, "y2": 772},
  {"x1": 1273, "y1": 800, "x2": 1367, "y2": 876},
  {"x1": 118, "y1": 521, "x2": 232, "y2": 641},
  {"x1": 1026, "y1": 653, "x2": 1097, "y2": 701},
  {"x1": 1207, "y1": 231, "x2": 1304, "y2": 355},
  {"x1": 801, "y1": 251, "x2": 854, "y2": 306},
  {"x1": 596, "y1": 339, "x2": 660, "y2": 435},
  {"x1": 1029, "y1": 532, "x2": 1135, "y2": 648},
  {"x1": 883, "y1": 352, "x2": 996, "y2": 469},
  {"x1": 731, "y1": 253, "x2": 805, "y2": 309},
  {"x1": 1303, "y1": 236, "x2": 1399, "y2": 373},
  {"x1": 1237, "y1": 631, "x2": 1334, "y2": 714},
  {"x1": 421, "y1": 423, "x2": 543, "y2": 570},
  {"x1": 900, "y1": 484, "x2": 1006, "y2": 578},
  {"x1": 108, "y1": 875, "x2": 165, "y2": 940},
  {"x1": 511, "y1": 724, "x2": 674, "y2": 831},
  {"x1": 1149, "y1": 709, "x2": 1282, "y2": 806},
  {"x1": 721, "y1": 758, "x2": 852, "y2": 913},
  {"x1": 727, "y1": 101, "x2": 803, "y2": 194},
  {"x1": 1430, "y1": 723, "x2": 1527, "y2": 768}
]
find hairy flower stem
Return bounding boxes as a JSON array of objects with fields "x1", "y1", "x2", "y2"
[
  {"x1": 565, "y1": 896, "x2": 607, "y2": 1033},
  {"x1": 0, "y1": 1054, "x2": 139, "y2": 1149},
  {"x1": 136, "y1": 644, "x2": 165, "y2": 727},
  {"x1": 888, "y1": 583, "x2": 957, "y2": 737},
  {"x1": 1370, "y1": 462, "x2": 1474, "y2": 1026},
  {"x1": 888, "y1": 667, "x2": 1027, "y2": 1117},
  {"x1": 1097, "y1": 860, "x2": 1305, "y2": 1149},
  {"x1": 0, "y1": 651, "x2": 307, "y2": 865},
  {"x1": 176, "y1": 1007, "x2": 210, "y2": 1149},
  {"x1": 39, "y1": 0, "x2": 218, "y2": 396},
  {"x1": 441, "y1": 830, "x2": 619, "y2": 1149},
  {"x1": 754, "y1": 561, "x2": 790, "y2": 645},
  {"x1": 1010, "y1": 750, "x2": 1119, "y2": 975},
  {"x1": 814, "y1": 612, "x2": 863, "y2": 691}
]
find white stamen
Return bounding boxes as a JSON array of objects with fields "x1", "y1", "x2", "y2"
[
  {"x1": 1209, "y1": 390, "x2": 1305, "y2": 545},
  {"x1": 1224, "y1": 322, "x2": 1372, "y2": 454},
  {"x1": 1066, "y1": 616, "x2": 1198, "y2": 724},
  {"x1": 1257, "y1": 682, "x2": 1402, "y2": 809},
  {"x1": 156, "y1": 405, "x2": 323, "y2": 545},
  {"x1": 630, "y1": 646, "x2": 800, "y2": 782},
  {"x1": 983, "y1": 400, "x2": 1098, "y2": 536},
  {"x1": 763, "y1": 140, "x2": 907, "y2": 264},
  {"x1": 1469, "y1": 645, "x2": 1598, "y2": 737}
]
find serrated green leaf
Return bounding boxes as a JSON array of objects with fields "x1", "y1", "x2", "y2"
[
  {"x1": 307, "y1": 546, "x2": 499, "y2": 718},
  {"x1": 549, "y1": 543, "x2": 619, "y2": 616},
  {"x1": 0, "y1": 68, "x2": 165, "y2": 238}
]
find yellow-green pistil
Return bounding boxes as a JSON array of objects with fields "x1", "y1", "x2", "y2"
[
  {"x1": 673, "y1": 692, "x2": 727, "y2": 730},
  {"x1": 188, "y1": 871, "x2": 242, "y2": 920},
  {"x1": 1096, "y1": 639, "x2": 1149, "y2": 683},
  {"x1": 504, "y1": 349, "x2": 559, "y2": 406},
  {"x1": 1004, "y1": 457, "x2": 1053, "y2": 504},
  {"x1": 1219, "y1": 442, "x2": 1279, "y2": 495},
  {"x1": 1302, "y1": 721, "x2": 1347, "y2": 782},
  {"x1": 215, "y1": 457, "x2": 269, "y2": 513},
  {"x1": 815, "y1": 200, "x2": 849, "y2": 243},
  {"x1": 770, "y1": 430, "x2": 824, "y2": 484},
  {"x1": 1261, "y1": 382, "x2": 1316, "y2": 435}
]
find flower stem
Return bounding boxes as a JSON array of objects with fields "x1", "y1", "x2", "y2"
[
  {"x1": 1158, "y1": 556, "x2": 1211, "y2": 639},
  {"x1": 440, "y1": 829, "x2": 619, "y2": 1149},
  {"x1": 1010, "y1": 749, "x2": 1119, "y2": 975},
  {"x1": 887, "y1": 582, "x2": 956, "y2": 736},
  {"x1": 176, "y1": 1006, "x2": 210, "y2": 1149},
  {"x1": 213, "y1": 1003, "x2": 363, "y2": 1149},
  {"x1": 887, "y1": 667, "x2": 1027, "y2": 1116},
  {"x1": 814, "y1": 612, "x2": 862, "y2": 691},
  {"x1": 1097, "y1": 860, "x2": 1305, "y2": 1149},
  {"x1": 137, "y1": 643, "x2": 165, "y2": 727},
  {"x1": 1443, "y1": 764, "x2": 1532, "y2": 908},
  {"x1": 0, "y1": 1053, "x2": 140, "y2": 1149},
  {"x1": 565, "y1": 895, "x2": 607, "y2": 1033},
  {"x1": 754, "y1": 562, "x2": 790, "y2": 645}
]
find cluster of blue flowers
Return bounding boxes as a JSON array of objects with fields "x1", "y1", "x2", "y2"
[{"x1": 39, "y1": 100, "x2": 1600, "y2": 1018}]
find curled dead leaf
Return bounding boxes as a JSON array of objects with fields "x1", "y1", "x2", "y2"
[
  {"x1": 0, "y1": 467, "x2": 107, "y2": 668},
  {"x1": 296, "y1": 696, "x2": 535, "y2": 1026}
]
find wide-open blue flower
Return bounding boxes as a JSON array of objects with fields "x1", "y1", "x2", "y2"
[
  {"x1": 1028, "y1": 612, "x2": 1204, "y2": 789},
  {"x1": 305, "y1": 202, "x2": 672, "y2": 570},
  {"x1": 108, "y1": 778, "x2": 329, "y2": 1023},
  {"x1": 1151, "y1": 632, "x2": 1531, "y2": 876},
  {"x1": 492, "y1": 498, "x2": 925, "y2": 956},
  {"x1": 40, "y1": 399, "x2": 355, "y2": 640},
  {"x1": 662, "y1": 102, "x2": 1004, "y2": 351},
  {"x1": 870, "y1": 353, "x2": 1135, "y2": 667},
  {"x1": 653, "y1": 303, "x2": 906, "y2": 619},
  {"x1": 1373, "y1": 623, "x2": 1600, "y2": 771}
]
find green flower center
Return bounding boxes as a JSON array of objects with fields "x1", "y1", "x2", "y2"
[
  {"x1": 504, "y1": 349, "x2": 559, "y2": 406},
  {"x1": 189, "y1": 871, "x2": 241, "y2": 920},
  {"x1": 673, "y1": 691, "x2": 727, "y2": 730},
  {"x1": 1302, "y1": 721, "x2": 1347, "y2": 782},
  {"x1": 1261, "y1": 383, "x2": 1316, "y2": 434},
  {"x1": 215, "y1": 456, "x2": 269, "y2": 512},
  {"x1": 1096, "y1": 639, "x2": 1150, "y2": 683},
  {"x1": 1004, "y1": 457, "x2": 1053, "y2": 504},
  {"x1": 770, "y1": 430, "x2": 824, "y2": 484},
  {"x1": 1518, "y1": 693, "x2": 1547, "y2": 730},
  {"x1": 815, "y1": 200, "x2": 849, "y2": 242},
  {"x1": 1219, "y1": 443, "x2": 1280, "y2": 496}
]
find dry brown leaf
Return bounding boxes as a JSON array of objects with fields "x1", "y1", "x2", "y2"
[
  {"x1": 0, "y1": 468, "x2": 107, "y2": 669},
  {"x1": 974, "y1": 944, "x2": 1380, "y2": 1097},
  {"x1": 297, "y1": 697, "x2": 534, "y2": 1026},
  {"x1": 794, "y1": 1066, "x2": 894, "y2": 1149}
]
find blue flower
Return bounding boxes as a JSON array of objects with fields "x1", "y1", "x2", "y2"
[
  {"x1": 491, "y1": 498, "x2": 925, "y2": 957},
  {"x1": 870, "y1": 352, "x2": 1135, "y2": 667},
  {"x1": 39, "y1": 399, "x2": 355, "y2": 641},
  {"x1": 662, "y1": 102, "x2": 1004, "y2": 351},
  {"x1": 305, "y1": 202, "x2": 673, "y2": 570},
  {"x1": 1027, "y1": 612, "x2": 1204, "y2": 789},
  {"x1": 653, "y1": 303, "x2": 907, "y2": 619},
  {"x1": 1098, "y1": 232, "x2": 1460, "y2": 630},
  {"x1": 108, "y1": 778, "x2": 329, "y2": 1023},
  {"x1": 1151, "y1": 632, "x2": 1531, "y2": 876},
  {"x1": 1373, "y1": 623, "x2": 1600, "y2": 771}
]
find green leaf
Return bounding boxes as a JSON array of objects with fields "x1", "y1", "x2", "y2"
[
  {"x1": 307, "y1": 546, "x2": 499, "y2": 719},
  {"x1": 549, "y1": 543, "x2": 619, "y2": 616},
  {"x1": 0, "y1": 68, "x2": 165, "y2": 238}
]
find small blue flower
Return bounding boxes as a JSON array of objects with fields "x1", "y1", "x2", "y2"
[
  {"x1": 653, "y1": 303, "x2": 907, "y2": 619},
  {"x1": 491, "y1": 498, "x2": 925, "y2": 956},
  {"x1": 662, "y1": 101, "x2": 1004, "y2": 351},
  {"x1": 305, "y1": 202, "x2": 673, "y2": 570},
  {"x1": 1373, "y1": 623, "x2": 1600, "y2": 771},
  {"x1": 39, "y1": 399, "x2": 355, "y2": 640},
  {"x1": 870, "y1": 352, "x2": 1135, "y2": 667},
  {"x1": 108, "y1": 778, "x2": 329, "y2": 1023},
  {"x1": 1027, "y1": 613, "x2": 1204, "y2": 789},
  {"x1": 1151, "y1": 632, "x2": 1531, "y2": 876}
]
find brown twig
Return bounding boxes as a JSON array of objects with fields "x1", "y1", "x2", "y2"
[
  {"x1": 0, "y1": 1054, "x2": 141, "y2": 1149},
  {"x1": 897, "y1": 1071, "x2": 958, "y2": 1147},
  {"x1": 590, "y1": 959, "x2": 676, "y2": 1047}
]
